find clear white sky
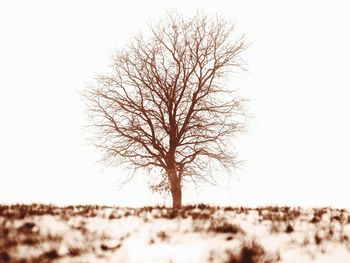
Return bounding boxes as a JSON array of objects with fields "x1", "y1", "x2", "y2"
[{"x1": 1, "y1": 0, "x2": 349, "y2": 208}]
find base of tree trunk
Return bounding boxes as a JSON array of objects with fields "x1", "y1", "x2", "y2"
[{"x1": 171, "y1": 188, "x2": 182, "y2": 209}]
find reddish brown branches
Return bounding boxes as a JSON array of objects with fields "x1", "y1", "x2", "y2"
[{"x1": 83, "y1": 12, "x2": 248, "y2": 208}]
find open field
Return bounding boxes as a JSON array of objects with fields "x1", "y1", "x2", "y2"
[{"x1": 1, "y1": 204, "x2": 350, "y2": 262}]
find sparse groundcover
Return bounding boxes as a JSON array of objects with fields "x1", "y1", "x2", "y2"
[
  {"x1": 1, "y1": 204, "x2": 350, "y2": 262},
  {"x1": 224, "y1": 240, "x2": 280, "y2": 263},
  {"x1": 208, "y1": 220, "x2": 244, "y2": 234}
]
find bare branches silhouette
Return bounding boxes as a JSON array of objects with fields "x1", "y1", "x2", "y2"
[{"x1": 83, "y1": 12, "x2": 248, "y2": 208}]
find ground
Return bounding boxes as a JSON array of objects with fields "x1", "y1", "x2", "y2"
[{"x1": 1, "y1": 204, "x2": 350, "y2": 262}]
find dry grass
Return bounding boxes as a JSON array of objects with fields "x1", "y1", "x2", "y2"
[{"x1": 1, "y1": 204, "x2": 350, "y2": 262}]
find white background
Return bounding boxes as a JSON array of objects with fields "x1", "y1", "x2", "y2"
[{"x1": 1, "y1": 0, "x2": 349, "y2": 208}]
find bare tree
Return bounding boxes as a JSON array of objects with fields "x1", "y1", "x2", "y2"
[{"x1": 83, "y1": 12, "x2": 248, "y2": 208}]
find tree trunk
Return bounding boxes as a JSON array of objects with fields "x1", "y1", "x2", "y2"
[
  {"x1": 171, "y1": 181, "x2": 182, "y2": 209},
  {"x1": 168, "y1": 168, "x2": 182, "y2": 209}
]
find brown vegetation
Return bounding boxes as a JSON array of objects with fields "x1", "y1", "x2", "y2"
[{"x1": 1, "y1": 204, "x2": 350, "y2": 262}]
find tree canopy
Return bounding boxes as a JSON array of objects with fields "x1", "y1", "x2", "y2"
[{"x1": 84, "y1": 12, "x2": 248, "y2": 208}]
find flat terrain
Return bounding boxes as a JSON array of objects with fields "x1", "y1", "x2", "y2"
[{"x1": 1, "y1": 204, "x2": 350, "y2": 262}]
